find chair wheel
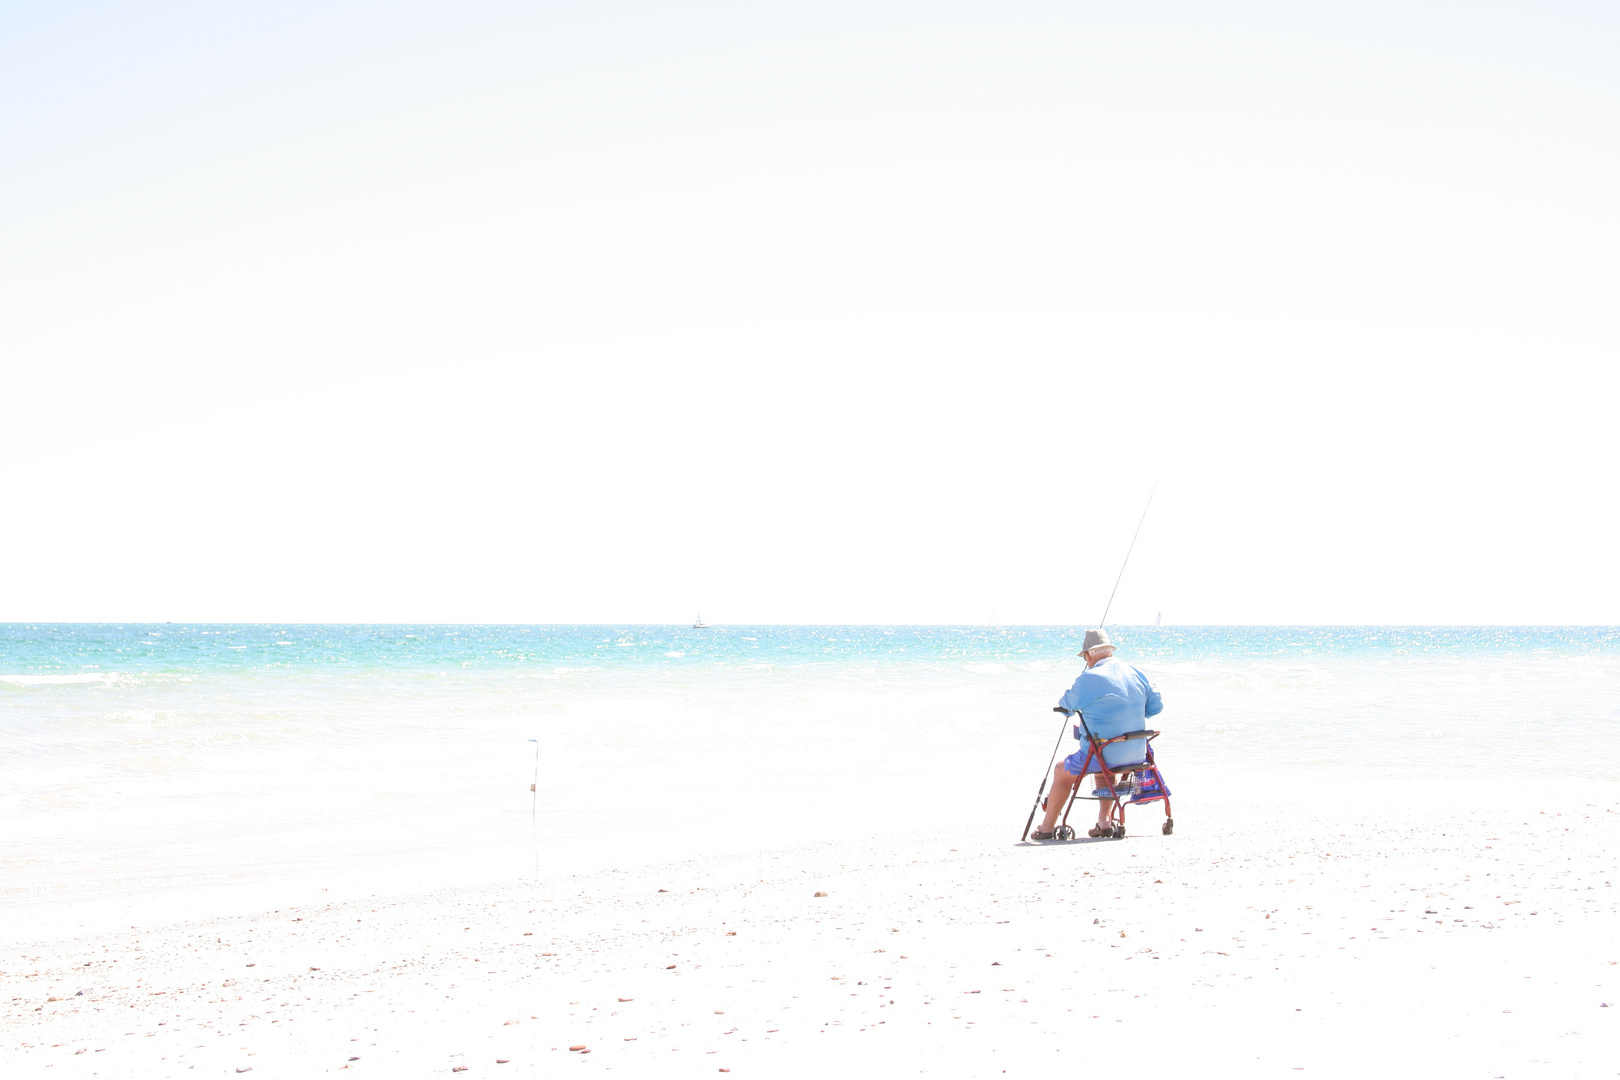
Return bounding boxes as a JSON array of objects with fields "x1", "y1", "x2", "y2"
[
  {"x1": 1054, "y1": 825, "x2": 1075, "y2": 841},
  {"x1": 1162, "y1": 819, "x2": 1174, "y2": 835},
  {"x1": 1111, "y1": 825, "x2": 1126, "y2": 839}
]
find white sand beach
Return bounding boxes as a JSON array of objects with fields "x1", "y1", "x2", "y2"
[{"x1": 7, "y1": 787, "x2": 1617, "y2": 1079}]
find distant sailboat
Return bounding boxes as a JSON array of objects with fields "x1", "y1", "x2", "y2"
[
  {"x1": 692, "y1": 614, "x2": 709, "y2": 628},
  {"x1": 1155, "y1": 611, "x2": 1162, "y2": 626}
]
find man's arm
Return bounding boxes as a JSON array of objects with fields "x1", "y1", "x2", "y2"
[
  {"x1": 1057, "y1": 674, "x2": 1087, "y2": 714},
  {"x1": 1142, "y1": 670, "x2": 1163, "y2": 719}
]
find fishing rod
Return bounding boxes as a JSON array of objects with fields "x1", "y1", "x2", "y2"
[
  {"x1": 1097, "y1": 480, "x2": 1157, "y2": 628},
  {"x1": 1019, "y1": 480, "x2": 1158, "y2": 842}
]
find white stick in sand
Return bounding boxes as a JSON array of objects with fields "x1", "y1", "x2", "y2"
[{"x1": 527, "y1": 738, "x2": 539, "y2": 821}]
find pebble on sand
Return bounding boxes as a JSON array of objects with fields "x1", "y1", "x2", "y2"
[
  {"x1": 814, "y1": 891, "x2": 828, "y2": 897},
  {"x1": 569, "y1": 1044, "x2": 587, "y2": 1051}
]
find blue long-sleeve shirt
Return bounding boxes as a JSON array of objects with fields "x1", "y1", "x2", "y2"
[{"x1": 1057, "y1": 656, "x2": 1163, "y2": 765}]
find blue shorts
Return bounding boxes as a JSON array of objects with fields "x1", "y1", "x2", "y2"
[
  {"x1": 1062, "y1": 747, "x2": 1104, "y2": 775},
  {"x1": 1063, "y1": 745, "x2": 1146, "y2": 776}
]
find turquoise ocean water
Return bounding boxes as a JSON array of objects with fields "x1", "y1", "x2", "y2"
[{"x1": 4, "y1": 624, "x2": 1617, "y2": 922}]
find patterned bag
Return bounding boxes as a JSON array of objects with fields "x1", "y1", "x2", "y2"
[{"x1": 1128, "y1": 766, "x2": 1168, "y2": 803}]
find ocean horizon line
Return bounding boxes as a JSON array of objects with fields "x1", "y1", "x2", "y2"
[{"x1": 6, "y1": 620, "x2": 1620, "y2": 629}]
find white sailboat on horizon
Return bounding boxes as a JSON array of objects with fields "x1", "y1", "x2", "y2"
[{"x1": 692, "y1": 613, "x2": 709, "y2": 628}]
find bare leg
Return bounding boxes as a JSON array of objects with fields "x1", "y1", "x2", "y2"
[
  {"x1": 1094, "y1": 776, "x2": 1115, "y2": 831},
  {"x1": 1038, "y1": 763, "x2": 1079, "y2": 834}
]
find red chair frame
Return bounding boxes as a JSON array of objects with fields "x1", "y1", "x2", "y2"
[{"x1": 1051, "y1": 709, "x2": 1174, "y2": 840}]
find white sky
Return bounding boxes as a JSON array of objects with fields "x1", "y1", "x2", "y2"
[{"x1": 2, "y1": 1, "x2": 1616, "y2": 624}]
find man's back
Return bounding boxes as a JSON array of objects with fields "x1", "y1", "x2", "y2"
[{"x1": 1059, "y1": 656, "x2": 1162, "y2": 762}]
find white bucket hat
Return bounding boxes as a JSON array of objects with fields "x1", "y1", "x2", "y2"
[{"x1": 1077, "y1": 628, "x2": 1114, "y2": 656}]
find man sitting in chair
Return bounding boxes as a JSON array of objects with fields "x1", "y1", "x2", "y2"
[{"x1": 1030, "y1": 629, "x2": 1163, "y2": 840}]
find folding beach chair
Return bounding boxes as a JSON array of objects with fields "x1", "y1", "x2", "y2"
[{"x1": 1047, "y1": 706, "x2": 1174, "y2": 840}]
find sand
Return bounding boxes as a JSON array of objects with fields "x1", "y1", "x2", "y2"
[{"x1": 5, "y1": 792, "x2": 1618, "y2": 1079}]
